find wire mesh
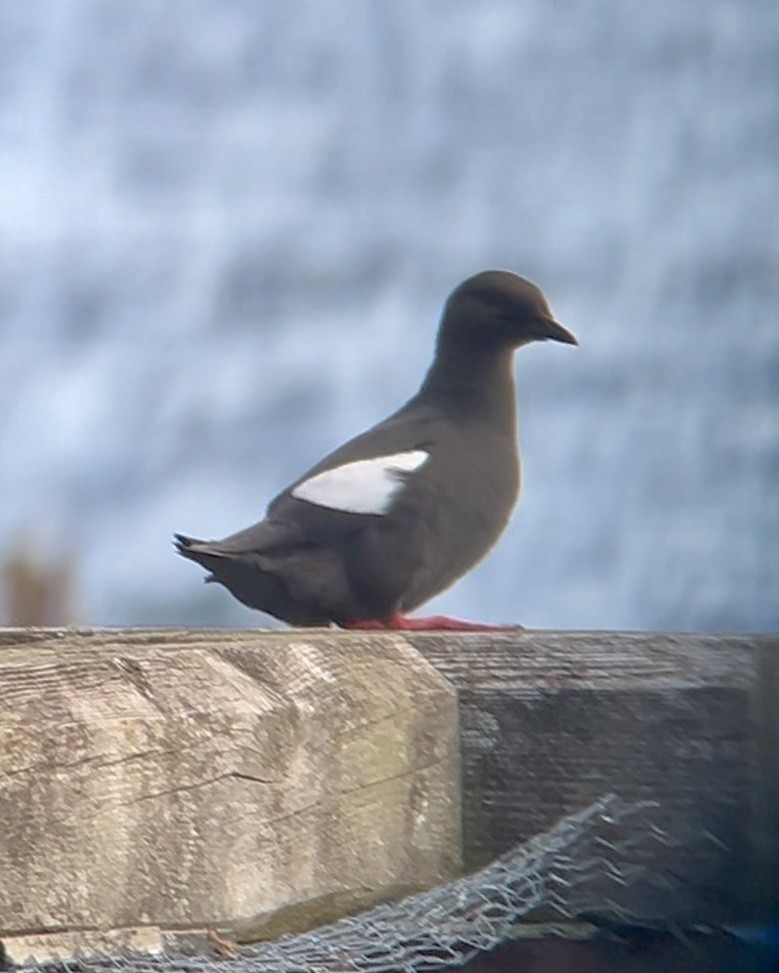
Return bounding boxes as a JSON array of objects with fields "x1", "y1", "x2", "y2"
[{"x1": 13, "y1": 794, "x2": 708, "y2": 973}]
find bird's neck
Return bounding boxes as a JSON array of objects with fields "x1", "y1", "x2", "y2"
[{"x1": 419, "y1": 343, "x2": 518, "y2": 431}]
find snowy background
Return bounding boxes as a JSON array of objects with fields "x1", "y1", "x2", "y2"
[{"x1": 1, "y1": 0, "x2": 777, "y2": 631}]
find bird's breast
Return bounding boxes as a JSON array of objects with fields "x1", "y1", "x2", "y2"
[{"x1": 397, "y1": 429, "x2": 520, "y2": 610}]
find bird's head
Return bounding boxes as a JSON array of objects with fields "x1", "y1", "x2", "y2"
[{"x1": 439, "y1": 270, "x2": 578, "y2": 353}]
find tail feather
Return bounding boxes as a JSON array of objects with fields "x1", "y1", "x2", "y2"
[
  {"x1": 173, "y1": 533, "x2": 229, "y2": 564},
  {"x1": 174, "y1": 533, "x2": 197, "y2": 551},
  {"x1": 174, "y1": 533, "x2": 200, "y2": 557},
  {"x1": 173, "y1": 529, "x2": 333, "y2": 625}
]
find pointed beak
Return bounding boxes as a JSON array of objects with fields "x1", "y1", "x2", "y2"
[{"x1": 537, "y1": 314, "x2": 578, "y2": 346}]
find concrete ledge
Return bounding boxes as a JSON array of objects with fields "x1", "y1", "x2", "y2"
[{"x1": 0, "y1": 629, "x2": 460, "y2": 938}]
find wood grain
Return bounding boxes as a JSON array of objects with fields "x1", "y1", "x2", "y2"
[
  {"x1": 409, "y1": 630, "x2": 779, "y2": 923},
  {"x1": 0, "y1": 628, "x2": 459, "y2": 936}
]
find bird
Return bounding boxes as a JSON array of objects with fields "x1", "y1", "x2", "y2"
[{"x1": 174, "y1": 270, "x2": 577, "y2": 630}]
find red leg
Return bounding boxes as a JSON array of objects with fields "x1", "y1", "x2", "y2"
[{"x1": 342, "y1": 614, "x2": 523, "y2": 632}]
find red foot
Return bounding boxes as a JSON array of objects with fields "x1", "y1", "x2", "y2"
[{"x1": 342, "y1": 614, "x2": 523, "y2": 632}]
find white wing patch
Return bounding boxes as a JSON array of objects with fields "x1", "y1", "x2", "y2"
[{"x1": 291, "y1": 449, "x2": 430, "y2": 515}]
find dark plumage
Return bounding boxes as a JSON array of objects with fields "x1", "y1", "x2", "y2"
[{"x1": 175, "y1": 270, "x2": 577, "y2": 630}]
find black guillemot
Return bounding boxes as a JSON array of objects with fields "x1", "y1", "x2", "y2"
[{"x1": 175, "y1": 270, "x2": 577, "y2": 630}]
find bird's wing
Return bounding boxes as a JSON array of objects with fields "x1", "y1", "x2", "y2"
[
  {"x1": 185, "y1": 401, "x2": 444, "y2": 561},
  {"x1": 266, "y1": 400, "x2": 442, "y2": 525},
  {"x1": 287, "y1": 447, "x2": 430, "y2": 514}
]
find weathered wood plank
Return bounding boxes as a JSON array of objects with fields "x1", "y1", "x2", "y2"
[
  {"x1": 1, "y1": 627, "x2": 776, "y2": 943},
  {"x1": 0, "y1": 628, "x2": 460, "y2": 937},
  {"x1": 410, "y1": 630, "x2": 779, "y2": 922}
]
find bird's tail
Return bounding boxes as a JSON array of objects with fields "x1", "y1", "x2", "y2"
[
  {"x1": 174, "y1": 533, "x2": 206, "y2": 556},
  {"x1": 173, "y1": 534, "x2": 231, "y2": 580}
]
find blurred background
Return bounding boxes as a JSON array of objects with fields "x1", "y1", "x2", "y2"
[{"x1": 1, "y1": 0, "x2": 777, "y2": 631}]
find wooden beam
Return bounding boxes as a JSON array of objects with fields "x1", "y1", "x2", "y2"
[
  {"x1": 0, "y1": 627, "x2": 776, "y2": 958},
  {"x1": 0, "y1": 628, "x2": 459, "y2": 948},
  {"x1": 410, "y1": 630, "x2": 779, "y2": 923}
]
